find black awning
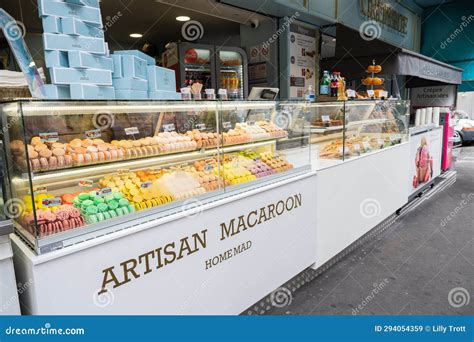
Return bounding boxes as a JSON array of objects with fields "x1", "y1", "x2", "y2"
[{"x1": 322, "y1": 25, "x2": 462, "y2": 85}]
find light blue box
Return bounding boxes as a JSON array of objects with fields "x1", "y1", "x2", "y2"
[
  {"x1": 39, "y1": 1, "x2": 102, "y2": 27},
  {"x1": 45, "y1": 50, "x2": 69, "y2": 68},
  {"x1": 148, "y1": 91, "x2": 181, "y2": 100},
  {"x1": 43, "y1": 33, "x2": 106, "y2": 54},
  {"x1": 49, "y1": 67, "x2": 112, "y2": 85},
  {"x1": 68, "y1": 51, "x2": 113, "y2": 71},
  {"x1": 111, "y1": 55, "x2": 122, "y2": 78},
  {"x1": 113, "y1": 78, "x2": 148, "y2": 91},
  {"x1": 114, "y1": 50, "x2": 155, "y2": 66},
  {"x1": 61, "y1": 17, "x2": 104, "y2": 38},
  {"x1": 70, "y1": 84, "x2": 115, "y2": 99},
  {"x1": 42, "y1": 84, "x2": 71, "y2": 99},
  {"x1": 147, "y1": 65, "x2": 176, "y2": 92},
  {"x1": 42, "y1": 16, "x2": 62, "y2": 33},
  {"x1": 120, "y1": 55, "x2": 147, "y2": 80},
  {"x1": 64, "y1": 0, "x2": 100, "y2": 8},
  {"x1": 115, "y1": 90, "x2": 148, "y2": 100}
]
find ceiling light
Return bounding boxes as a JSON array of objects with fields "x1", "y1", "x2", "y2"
[
  {"x1": 129, "y1": 33, "x2": 143, "y2": 38},
  {"x1": 332, "y1": 38, "x2": 336, "y2": 42},
  {"x1": 176, "y1": 16, "x2": 191, "y2": 22}
]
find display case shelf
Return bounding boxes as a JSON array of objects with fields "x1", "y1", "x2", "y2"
[{"x1": 1, "y1": 100, "x2": 311, "y2": 254}]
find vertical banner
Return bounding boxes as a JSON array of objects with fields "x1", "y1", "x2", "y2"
[{"x1": 288, "y1": 23, "x2": 318, "y2": 99}]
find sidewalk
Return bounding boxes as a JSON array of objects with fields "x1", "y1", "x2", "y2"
[{"x1": 268, "y1": 146, "x2": 474, "y2": 315}]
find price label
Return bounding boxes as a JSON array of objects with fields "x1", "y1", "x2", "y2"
[
  {"x1": 96, "y1": 187, "x2": 112, "y2": 196},
  {"x1": 163, "y1": 123, "x2": 176, "y2": 132},
  {"x1": 378, "y1": 138, "x2": 385, "y2": 147},
  {"x1": 379, "y1": 91, "x2": 388, "y2": 98},
  {"x1": 346, "y1": 89, "x2": 356, "y2": 98},
  {"x1": 78, "y1": 179, "x2": 94, "y2": 188},
  {"x1": 125, "y1": 127, "x2": 139, "y2": 135},
  {"x1": 117, "y1": 169, "x2": 130, "y2": 174},
  {"x1": 148, "y1": 168, "x2": 161, "y2": 174},
  {"x1": 196, "y1": 123, "x2": 206, "y2": 130},
  {"x1": 322, "y1": 115, "x2": 331, "y2": 122},
  {"x1": 141, "y1": 181, "x2": 152, "y2": 189},
  {"x1": 338, "y1": 147, "x2": 344, "y2": 156},
  {"x1": 353, "y1": 144, "x2": 361, "y2": 152},
  {"x1": 39, "y1": 132, "x2": 59, "y2": 143},
  {"x1": 390, "y1": 134, "x2": 402, "y2": 142},
  {"x1": 222, "y1": 121, "x2": 232, "y2": 129},
  {"x1": 33, "y1": 185, "x2": 47, "y2": 194},
  {"x1": 248, "y1": 121, "x2": 255, "y2": 126},
  {"x1": 42, "y1": 197, "x2": 61, "y2": 207},
  {"x1": 85, "y1": 129, "x2": 101, "y2": 139},
  {"x1": 204, "y1": 164, "x2": 213, "y2": 172},
  {"x1": 367, "y1": 90, "x2": 375, "y2": 98},
  {"x1": 363, "y1": 141, "x2": 371, "y2": 150}
]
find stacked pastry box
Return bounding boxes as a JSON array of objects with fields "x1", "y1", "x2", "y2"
[{"x1": 39, "y1": 0, "x2": 115, "y2": 99}]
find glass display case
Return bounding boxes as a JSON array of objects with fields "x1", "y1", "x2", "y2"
[
  {"x1": 0, "y1": 100, "x2": 311, "y2": 254},
  {"x1": 302, "y1": 100, "x2": 409, "y2": 163}
]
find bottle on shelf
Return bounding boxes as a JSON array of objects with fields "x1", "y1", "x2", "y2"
[
  {"x1": 319, "y1": 70, "x2": 330, "y2": 95},
  {"x1": 305, "y1": 85, "x2": 315, "y2": 102},
  {"x1": 330, "y1": 72, "x2": 339, "y2": 97}
]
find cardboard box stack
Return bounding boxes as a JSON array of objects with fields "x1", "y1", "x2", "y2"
[{"x1": 39, "y1": 0, "x2": 115, "y2": 99}]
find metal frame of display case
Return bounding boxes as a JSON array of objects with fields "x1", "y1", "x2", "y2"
[{"x1": 0, "y1": 100, "x2": 312, "y2": 255}]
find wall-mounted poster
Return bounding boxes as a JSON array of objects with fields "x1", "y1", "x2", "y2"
[{"x1": 288, "y1": 23, "x2": 318, "y2": 99}]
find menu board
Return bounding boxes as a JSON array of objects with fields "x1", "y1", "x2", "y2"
[{"x1": 288, "y1": 23, "x2": 318, "y2": 99}]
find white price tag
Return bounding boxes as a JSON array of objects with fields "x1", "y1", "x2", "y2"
[
  {"x1": 39, "y1": 132, "x2": 59, "y2": 143},
  {"x1": 125, "y1": 127, "x2": 139, "y2": 135},
  {"x1": 322, "y1": 115, "x2": 331, "y2": 122},
  {"x1": 41, "y1": 197, "x2": 61, "y2": 207},
  {"x1": 367, "y1": 90, "x2": 375, "y2": 97},
  {"x1": 204, "y1": 164, "x2": 213, "y2": 172},
  {"x1": 346, "y1": 89, "x2": 356, "y2": 98},
  {"x1": 353, "y1": 144, "x2": 361, "y2": 152},
  {"x1": 338, "y1": 147, "x2": 344, "y2": 156},
  {"x1": 222, "y1": 121, "x2": 232, "y2": 130},
  {"x1": 78, "y1": 179, "x2": 94, "y2": 187},
  {"x1": 363, "y1": 141, "x2": 371, "y2": 150},
  {"x1": 377, "y1": 138, "x2": 385, "y2": 147},
  {"x1": 141, "y1": 181, "x2": 152, "y2": 189},
  {"x1": 163, "y1": 123, "x2": 176, "y2": 132},
  {"x1": 96, "y1": 187, "x2": 112, "y2": 196},
  {"x1": 379, "y1": 90, "x2": 388, "y2": 98},
  {"x1": 196, "y1": 123, "x2": 206, "y2": 130},
  {"x1": 85, "y1": 129, "x2": 101, "y2": 139}
]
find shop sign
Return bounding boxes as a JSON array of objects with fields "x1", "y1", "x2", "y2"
[
  {"x1": 411, "y1": 85, "x2": 456, "y2": 107},
  {"x1": 98, "y1": 193, "x2": 303, "y2": 295},
  {"x1": 359, "y1": 0, "x2": 408, "y2": 35}
]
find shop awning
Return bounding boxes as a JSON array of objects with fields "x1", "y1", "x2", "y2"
[{"x1": 322, "y1": 25, "x2": 463, "y2": 85}]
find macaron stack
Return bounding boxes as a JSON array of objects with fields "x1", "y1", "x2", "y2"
[
  {"x1": 193, "y1": 159, "x2": 219, "y2": 172},
  {"x1": 156, "y1": 171, "x2": 206, "y2": 200},
  {"x1": 99, "y1": 172, "x2": 173, "y2": 210},
  {"x1": 185, "y1": 130, "x2": 220, "y2": 149},
  {"x1": 111, "y1": 137, "x2": 161, "y2": 159},
  {"x1": 218, "y1": 162, "x2": 257, "y2": 185},
  {"x1": 256, "y1": 121, "x2": 288, "y2": 138},
  {"x1": 154, "y1": 132, "x2": 197, "y2": 153},
  {"x1": 68, "y1": 138, "x2": 125, "y2": 165},
  {"x1": 135, "y1": 169, "x2": 167, "y2": 182},
  {"x1": 188, "y1": 168, "x2": 224, "y2": 192},
  {"x1": 260, "y1": 152, "x2": 293, "y2": 173},
  {"x1": 20, "y1": 205, "x2": 84, "y2": 237},
  {"x1": 235, "y1": 123, "x2": 271, "y2": 141},
  {"x1": 222, "y1": 129, "x2": 251, "y2": 146},
  {"x1": 73, "y1": 190, "x2": 135, "y2": 225}
]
